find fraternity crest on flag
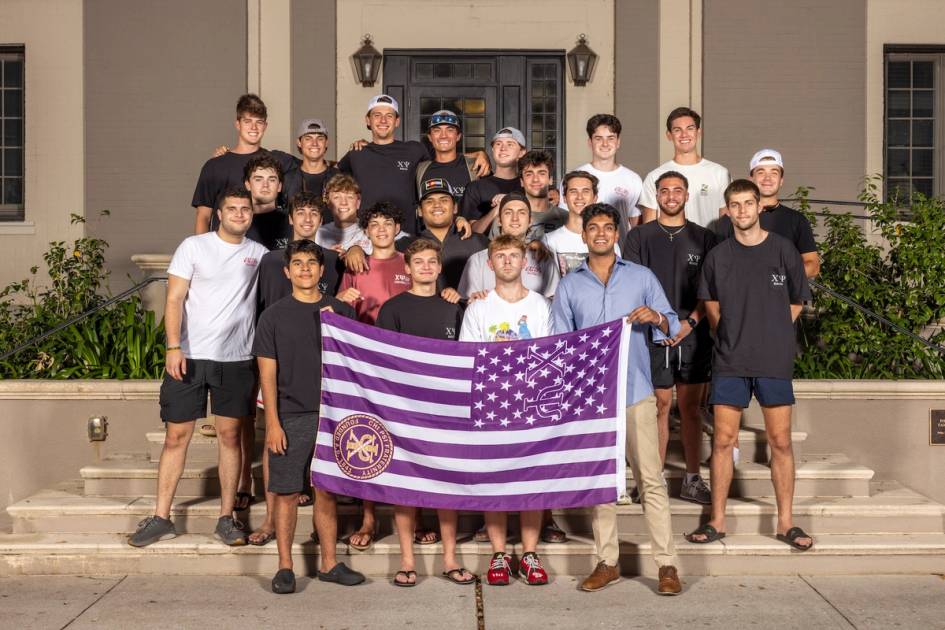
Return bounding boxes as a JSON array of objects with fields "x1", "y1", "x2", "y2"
[{"x1": 333, "y1": 413, "x2": 394, "y2": 480}]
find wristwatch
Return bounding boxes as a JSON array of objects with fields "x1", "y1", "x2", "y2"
[{"x1": 686, "y1": 317, "x2": 698, "y2": 328}]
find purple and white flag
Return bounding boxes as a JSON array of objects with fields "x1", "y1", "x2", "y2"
[{"x1": 311, "y1": 311, "x2": 629, "y2": 511}]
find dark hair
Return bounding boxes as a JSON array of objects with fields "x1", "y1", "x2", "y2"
[
  {"x1": 404, "y1": 238, "x2": 443, "y2": 264},
  {"x1": 518, "y1": 149, "x2": 554, "y2": 174},
  {"x1": 358, "y1": 201, "x2": 404, "y2": 230},
  {"x1": 243, "y1": 152, "x2": 284, "y2": 183},
  {"x1": 665, "y1": 107, "x2": 702, "y2": 132},
  {"x1": 580, "y1": 202, "x2": 621, "y2": 231},
  {"x1": 283, "y1": 239, "x2": 325, "y2": 267},
  {"x1": 724, "y1": 179, "x2": 761, "y2": 204},
  {"x1": 289, "y1": 191, "x2": 325, "y2": 219},
  {"x1": 236, "y1": 93, "x2": 267, "y2": 120},
  {"x1": 586, "y1": 114, "x2": 622, "y2": 138},
  {"x1": 562, "y1": 170, "x2": 600, "y2": 196},
  {"x1": 217, "y1": 187, "x2": 252, "y2": 211},
  {"x1": 655, "y1": 170, "x2": 689, "y2": 190}
]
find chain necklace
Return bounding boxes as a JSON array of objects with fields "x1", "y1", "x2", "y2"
[{"x1": 657, "y1": 220, "x2": 687, "y2": 241}]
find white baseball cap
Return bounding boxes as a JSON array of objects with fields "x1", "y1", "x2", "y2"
[
  {"x1": 749, "y1": 149, "x2": 784, "y2": 173},
  {"x1": 367, "y1": 94, "x2": 400, "y2": 115}
]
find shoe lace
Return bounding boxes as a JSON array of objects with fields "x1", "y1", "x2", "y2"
[
  {"x1": 521, "y1": 553, "x2": 543, "y2": 574},
  {"x1": 137, "y1": 516, "x2": 157, "y2": 529},
  {"x1": 489, "y1": 554, "x2": 508, "y2": 571}
]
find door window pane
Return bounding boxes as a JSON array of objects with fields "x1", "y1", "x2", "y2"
[{"x1": 0, "y1": 48, "x2": 25, "y2": 221}]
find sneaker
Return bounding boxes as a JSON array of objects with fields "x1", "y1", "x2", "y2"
[
  {"x1": 486, "y1": 552, "x2": 512, "y2": 586},
  {"x1": 657, "y1": 565, "x2": 682, "y2": 595},
  {"x1": 214, "y1": 515, "x2": 247, "y2": 546},
  {"x1": 473, "y1": 524, "x2": 490, "y2": 543},
  {"x1": 732, "y1": 447, "x2": 741, "y2": 466},
  {"x1": 519, "y1": 552, "x2": 549, "y2": 585},
  {"x1": 629, "y1": 486, "x2": 641, "y2": 504},
  {"x1": 580, "y1": 561, "x2": 620, "y2": 592},
  {"x1": 128, "y1": 515, "x2": 176, "y2": 547},
  {"x1": 679, "y1": 475, "x2": 712, "y2": 505},
  {"x1": 616, "y1": 493, "x2": 633, "y2": 506}
]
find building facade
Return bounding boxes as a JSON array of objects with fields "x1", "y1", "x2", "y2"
[{"x1": 0, "y1": 0, "x2": 943, "y2": 288}]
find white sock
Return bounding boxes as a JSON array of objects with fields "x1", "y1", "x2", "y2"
[
  {"x1": 685, "y1": 472, "x2": 699, "y2": 484},
  {"x1": 732, "y1": 447, "x2": 741, "y2": 465}
]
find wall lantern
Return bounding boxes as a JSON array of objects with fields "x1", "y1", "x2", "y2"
[
  {"x1": 566, "y1": 34, "x2": 598, "y2": 86},
  {"x1": 352, "y1": 34, "x2": 382, "y2": 87}
]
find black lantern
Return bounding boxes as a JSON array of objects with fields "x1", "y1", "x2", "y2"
[
  {"x1": 352, "y1": 34, "x2": 382, "y2": 87},
  {"x1": 566, "y1": 34, "x2": 597, "y2": 87}
]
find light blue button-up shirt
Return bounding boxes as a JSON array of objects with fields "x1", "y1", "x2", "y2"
[{"x1": 551, "y1": 257, "x2": 680, "y2": 406}]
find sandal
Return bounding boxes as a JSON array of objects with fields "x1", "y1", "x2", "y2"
[
  {"x1": 297, "y1": 493, "x2": 313, "y2": 508},
  {"x1": 685, "y1": 523, "x2": 726, "y2": 544},
  {"x1": 540, "y1": 521, "x2": 568, "y2": 544},
  {"x1": 777, "y1": 526, "x2": 814, "y2": 551},
  {"x1": 442, "y1": 568, "x2": 476, "y2": 585},
  {"x1": 234, "y1": 492, "x2": 253, "y2": 513},
  {"x1": 248, "y1": 529, "x2": 274, "y2": 546},
  {"x1": 414, "y1": 529, "x2": 440, "y2": 545},
  {"x1": 198, "y1": 423, "x2": 217, "y2": 437},
  {"x1": 393, "y1": 570, "x2": 417, "y2": 587},
  {"x1": 346, "y1": 529, "x2": 375, "y2": 551},
  {"x1": 473, "y1": 525, "x2": 489, "y2": 543}
]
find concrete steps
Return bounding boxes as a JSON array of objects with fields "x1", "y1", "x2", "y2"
[
  {"x1": 666, "y1": 428, "x2": 808, "y2": 463},
  {"x1": 146, "y1": 430, "x2": 264, "y2": 464},
  {"x1": 80, "y1": 455, "x2": 262, "y2": 497}
]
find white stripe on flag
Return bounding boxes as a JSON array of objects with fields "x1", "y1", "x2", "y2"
[
  {"x1": 322, "y1": 378, "x2": 471, "y2": 418},
  {"x1": 313, "y1": 458, "x2": 614, "y2": 496},
  {"x1": 323, "y1": 323, "x2": 475, "y2": 368},
  {"x1": 316, "y1": 431, "x2": 615, "y2": 472},
  {"x1": 320, "y1": 404, "x2": 620, "y2": 445},
  {"x1": 322, "y1": 351, "x2": 472, "y2": 393}
]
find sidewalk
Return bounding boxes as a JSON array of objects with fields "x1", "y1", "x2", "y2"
[{"x1": 1, "y1": 574, "x2": 943, "y2": 629}]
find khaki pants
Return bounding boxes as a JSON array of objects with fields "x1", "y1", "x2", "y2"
[{"x1": 591, "y1": 395, "x2": 677, "y2": 569}]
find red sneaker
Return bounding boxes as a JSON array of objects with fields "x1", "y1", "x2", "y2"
[
  {"x1": 519, "y1": 552, "x2": 549, "y2": 585},
  {"x1": 486, "y1": 552, "x2": 511, "y2": 586}
]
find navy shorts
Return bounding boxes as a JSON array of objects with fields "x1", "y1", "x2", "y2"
[{"x1": 709, "y1": 376, "x2": 795, "y2": 408}]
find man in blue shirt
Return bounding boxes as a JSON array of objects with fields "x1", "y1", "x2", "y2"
[{"x1": 551, "y1": 203, "x2": 683, "y2": 596}]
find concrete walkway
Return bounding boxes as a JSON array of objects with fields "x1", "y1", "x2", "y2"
[{"x1": 1, "y1": 574, "x2": 943, "y2": 629}]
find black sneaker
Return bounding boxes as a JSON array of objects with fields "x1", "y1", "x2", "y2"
[
  {"x1": 679, "y1": 474, "x2": 712, "y2": 505},
  {"x1": 272, "y1": 568, "x2": 296, "y2": 594},
  {"x1": 128, "y1": 515, "x2": 176, "y2": 547},
  {"x1": 317, "y1": 561, "x2": 365, "y2": 586},
  {"x1": 214, "y1": 516, "x2": 247, "y2": 546}
]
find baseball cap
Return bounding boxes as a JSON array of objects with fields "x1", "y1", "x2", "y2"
[
  {"x1": 498, "y1": 190, "x2": 531, "y2": 213},
  {"x1": 296, "y1": 118, "x2": 329, "y2": 139},
  {"x1": 491, "y1": 127, "x2": 527, "y2": 148},
  {"x1": 367, "y1": 94, "x2": 400, "y2": 115},
  {"x1": 749, "y1": 149, "x2": 784, "y2": 173},
  {"x1": 419, "y1": 177, "x2": 455, "y2": 200},
  {"x1": 428, "y1": 110, "x2": 461, "y2": 130}
]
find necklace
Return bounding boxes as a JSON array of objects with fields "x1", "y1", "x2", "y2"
[{"x1": 657, "y1": 221, "x2": 686, "y2": 241}]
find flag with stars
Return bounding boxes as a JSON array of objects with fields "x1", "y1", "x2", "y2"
[{"x1": 311, "y1": 311, "x2": 629, "y2": 511}]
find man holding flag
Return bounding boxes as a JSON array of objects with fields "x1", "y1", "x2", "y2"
[{"x1": 551, "y1": 202, "x2": 684, "y2": 595}]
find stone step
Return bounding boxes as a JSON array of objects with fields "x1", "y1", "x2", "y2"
[
  {"x1": 666, "y1": 429, "x2": 808, "y2": 464},
  {"x1": 8, "y1": 482, "x2": 941, "y2": 537},
  {"x1": 2, "y1": 531, "x2": 944, "y2": 577},
  {"x1": 146, "y1": 430, "x2": 265, "y2": 464},
  {"x1": 80, "y1": 455, "x2": 262, "y2": 498}
]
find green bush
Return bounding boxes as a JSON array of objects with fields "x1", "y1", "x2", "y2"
[
  {"x1": 795, "y1": 180, "x2": 945, "y2": 378},
  {"x1": 0, "y1": 213, "x2": 165, "y2": 379}
]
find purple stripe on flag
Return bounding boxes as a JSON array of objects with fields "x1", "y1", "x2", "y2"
[
  {"x1": 322, "y1": 363, "x2": 470, "y2": 406},
  {"x1": 323, "y1": 311, "x2": 479, "y2": 357},
  {"x1": 322, "y1": 336, "x2": 473, "y2": 381}
]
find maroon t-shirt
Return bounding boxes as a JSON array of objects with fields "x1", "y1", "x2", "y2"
[{"x1": 338, "y1": 253, "x2": 411, "y2": 324}]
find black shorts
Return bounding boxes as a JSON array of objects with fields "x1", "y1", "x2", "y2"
[
  {"x1": 710, "y1": 376, "x2": 795, "y2": 408},
  {"x1": 648, "y1": 324, "x2": 712, "y2": 388},
  {"x1": 268, "y1": 412, "x2": 319, "y2": 494},
  {"x1": 159, "y1": 359, "x2": 258, "y2": 422}
]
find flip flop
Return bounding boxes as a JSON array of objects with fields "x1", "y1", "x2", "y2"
[
  {"x1": 685, "y1": 523, "x2": 726, "y2": 544},
  {"x1": 198, "y1": 423, "x2": 217, "y2": 437},
  {"x1": 248, "y1": 529, "x2": 274, "y2": 546},
  {"x1": 234, "y1": 492, "x2": 253, "y2": 513},
  {"x1": 414, "y1": 529, "x2": 440, "y2": 545},
  {"x1": 297, "y1": 493, "x2": 313, "y2": 508},
  {"x1": 393, "y1": 570, "x2": 417, "y2": 587},
  {"x1": 777, "y1": 526, "x2": 814, "y2": 551},
  {"x1": 442, "y1": 568, "x2": 476, "y2": 585},
  {"x1": 347, "y1": 530, "x2": 375, "y2": 551}
]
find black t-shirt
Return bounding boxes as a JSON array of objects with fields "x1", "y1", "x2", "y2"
[
  {"x1": 698, "y1": 232, "x2": 811, "y2": 379},
  {"x1": 402, "y1": 226, "x2": 488, "y2": 291},
  {"x1": 460, "y1": 175, "x2": 522, "y2": 222},
  {"x1": 419, "y1": 156, "x2": 473, "y2": 199},
  {"x1": 252, "y1": 294, "x2": 355, "y2": 416},
  {"x1": 623, "y1": 220, "x2": 717, "y2": 320},
  {"x1": 716, "y1": 203, "x2": 818, "y2": 254},
  {"x1": 191, "y1": 148, "x2": 298, "y2": 230},
  {"x1": 338, "y1": 141, "x2": 431, "y2": 235},
  {"x1": 257, "y1": 245, "x2": 343, "y2": 314},
  {"x1": 246, "y1": 206, "x2": 292, "y2": 251},
  {"x1": 376, "y1": 292, "x2": 464, "y2": 340},
  {"x1": 282, "y1": 164, "x2": 340, "y2": 207}
]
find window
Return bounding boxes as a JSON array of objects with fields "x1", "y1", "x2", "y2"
[
  {"x1": 419, "y1": 96, "x2": 488, "y2": 153},
  {"x1": 884, "y1": 50, "x2": 943, "y2": 203},
  {"x1": 527, "y1": 61, "x2": 563, "y2": 172},
  {"x1": 1, "y1": 47, "x2": 24, "y2": 221}
]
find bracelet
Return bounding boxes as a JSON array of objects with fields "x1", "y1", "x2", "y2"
[
  {"x1": 656, "y1": 312, "x2": 665, "y2": 328},
  {"x1": 166, "y1": 346, "x2": 181, "y2": 351}
]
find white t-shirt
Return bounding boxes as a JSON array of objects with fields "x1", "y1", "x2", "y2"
[
  {"x1": 560, "y1": 162, "x2": 643, "y2": 243},
  {"x1": 459, "y1": 289, "x2": 551, "y2": 342},
  {"x1": 457, "y1": 249, "x2": 559, "y2": 299},
  {"x1": 166, "y1": 232, "x2": 268, "y2": 362},
  {"x1": 542, "y1": 224, "x2": 621, "y2": 276},
  {"x1": 639, "y1": 158, "x2": 731, "y2": 229}
]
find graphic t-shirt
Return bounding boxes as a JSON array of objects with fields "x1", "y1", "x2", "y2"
[
  {"x1": 256, "y1": 245, "x2": 343, "y2": 314},
  {"x1": 252, "y1": 295, "x2": 355, "y2": 416},
  {"x1": 459, "y1": 174, "x2": 523, "y2": 222},
  {"x1": 560, "y1": 163, "x2": 643, "y2": 243},
  {"x1": 458, "y1": 249, "x2": 559, "y2": 299},
  {"x1": 418, "y1": 156, "x2": 474, "y2": 199},
  {"x1": 640, "y1": 158, "x2": 731, "y2": 230},
  {"x1": 543, "y1": 224, "x2": 621, "y2": 276},
  {"x1": 400, "y1": 227, "x2": 488, "y2": 291},
  {"x1": 697, "y1": 233, "x2": 811, "y2": 379},
  {"x1": 166, "y1": 232, "x2": 269, "y2": 361},
  {"x1": 282, "y1": 165, "x2": 340, "y2": 207},
  {"x1": 715, "y1": 203, "x2": 818, "y2": 255},
  {"x1": 338, "y1": 253, "x2": 411, "y2": 324},
  {"x1": 459, "y1": 289, "x2": 551, "y2": 342},
  {"x1": 338, "y1": 141, "x2": 431, "y2": 234},
  {"x1": 376, "y1": 292, "x2": 465, "y2": 340}
]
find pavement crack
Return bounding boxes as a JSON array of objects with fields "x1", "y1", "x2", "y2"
[
  {"x1": 59, "y1": 574, "x2": 127, "y2": 630},
  {"x1": 798, "y1": 574, "x2": 857, "y2": 629},
  {"x1": 475, "y1": 574, "x2": 485, "y2": 630}
]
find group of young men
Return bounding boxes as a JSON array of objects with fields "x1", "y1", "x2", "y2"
[{"x1": 130, "y1": 92, "x2": 819, "y2": 595}]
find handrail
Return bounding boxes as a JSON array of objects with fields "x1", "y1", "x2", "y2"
[
  {"x1": 809, "y1": 279, "x2": 945, "y2": 356},
  {"x1": 0, "y1": 276, "x2": 166, "y2": 363}
]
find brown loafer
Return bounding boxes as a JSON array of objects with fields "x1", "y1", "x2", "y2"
[
  {"x1": 657, "y1": 565, "x2": 682, "y2": 595},
  {"x1": 580, "y1": 561, "x2": 620, "y2": 592}
]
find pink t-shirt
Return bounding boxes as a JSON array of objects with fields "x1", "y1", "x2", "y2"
[{"x1": 339, "y1": 253, "x2": 411, "y2": 324}]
